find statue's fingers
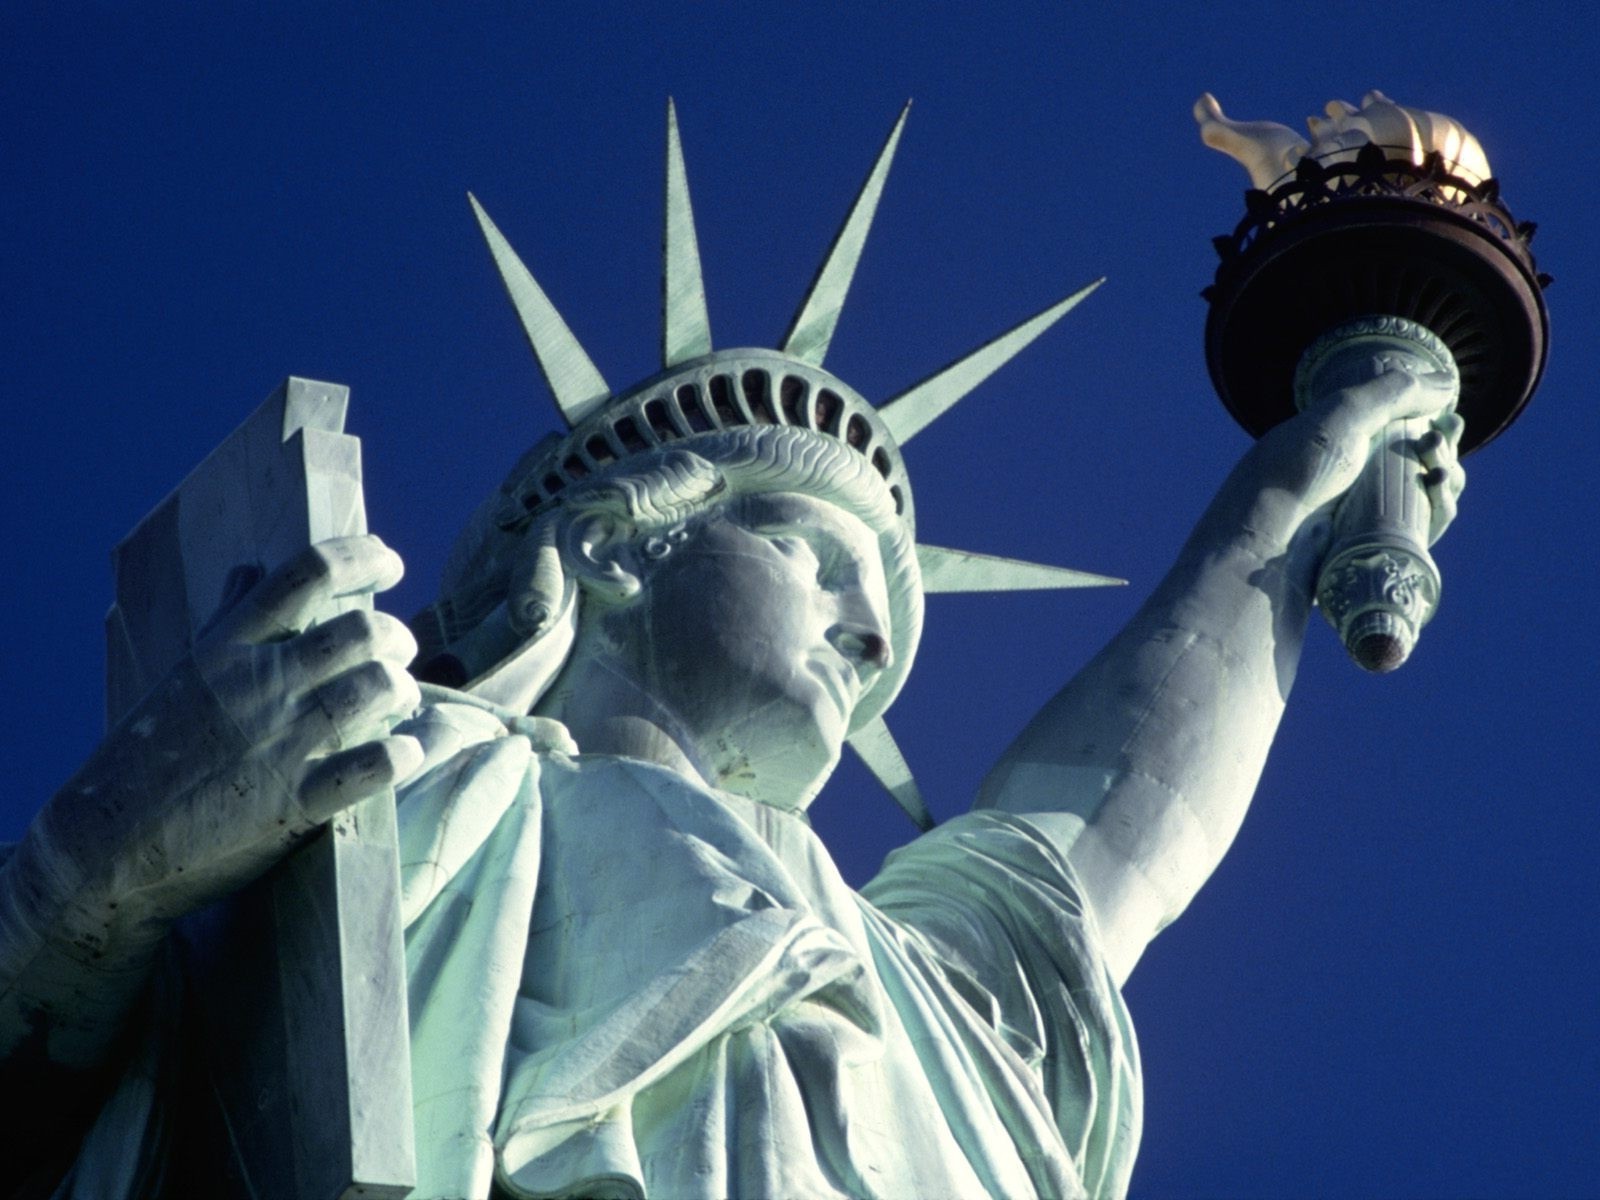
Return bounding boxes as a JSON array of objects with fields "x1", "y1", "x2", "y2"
[
  {"x1": 1418, "y1": 373, "x2": 1460, "y2": 416},
  {"x1": 213, "y1": 535, "x2": 405, "y2": 645},
  {"x1": 1420, "y1": 412, "x2": 1462, "y2": 447},
  {"x1": 299, "y1": 659, "x2": 422, "y2": 758},
  {"x1": 1416, "y1": 428, "x2": 1445, "y2": 469},
  {"x1": 1437, "y1": 410, "x2": 1466, "y2": 446},
  {"x1": 283, "y1": 609, "x2": 418, "y2": 696},
  {"x1": 1390, "y1": 372, "x2": 1459, "y2": 422},
  {"x1": 1424, "y1": 464, "x2": 1465, "y2": 544},
  {"x1": 298, "y1": 735, "x2": 425, "y2": 824},
  {"x1": 1416, "y1": 422, "x2": 1464, "y2": 474}
]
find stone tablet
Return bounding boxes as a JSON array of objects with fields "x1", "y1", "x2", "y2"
[{"x1": 105, "y1": 377, "x2": 415, "y2": 1199}]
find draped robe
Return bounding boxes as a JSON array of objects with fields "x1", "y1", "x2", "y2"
[
  {"x1": 400, "y1": 698, "x2": 1141, "y2": 1199},
  {"x1": 35, "y1": 692, "x2": 1140, "y2": 1199}
]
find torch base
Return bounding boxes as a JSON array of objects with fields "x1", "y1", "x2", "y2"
[{"x1": 1204, "y1": 148, "x2": 1548, "y2": 456}]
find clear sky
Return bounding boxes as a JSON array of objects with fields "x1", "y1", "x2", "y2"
[{"x1": 3, "y1": 4, "x2": 1596, "y2": 1196}]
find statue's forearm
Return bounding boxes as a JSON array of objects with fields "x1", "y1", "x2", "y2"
[
  {"x1": 0, "y1": 843, "x2": 168, "y2": 1070},
  {"x1": 978, "y1": 418, "x2": 1344, "y2": 983},
  {"x1": 0, "y1": 656, "x2": 269, "y2": 1071}
]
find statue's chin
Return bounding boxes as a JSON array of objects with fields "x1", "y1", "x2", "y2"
[{"x1": 709, "y1": 729, "x2": 842, "y2": 814}]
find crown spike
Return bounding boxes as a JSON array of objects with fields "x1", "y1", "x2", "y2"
[
  {"x1": 781, "y1": 101, "x2": 912, "y2": 367},
  {"x1": 878, "y1": 278, "x2": 1104, "y2": 444},
  {"x1": 663, "y1": 99, "x2": 713, "y2": 368},
  {"x1": 468, "y1": 193, "x2": 611, "y2": 427},
  {"x1": 848, "y1": 714, "x2": 933, "y2": 832},
  {"x1": 917, "y1": 544, "x2": 1125, "y2": 593}
]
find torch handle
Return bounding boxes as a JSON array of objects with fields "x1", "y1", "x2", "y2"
[
  {"x1": 1293, "y1": 316, "x2": 1459, "y2": 673},
  {"x1": 1314, "y1": 417, "x2": 1441, "y2": 672}
]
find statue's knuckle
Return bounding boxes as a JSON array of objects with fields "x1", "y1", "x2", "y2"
[
  {"x1": 299, "y1": 545, "x2": 337, "y2": 585},
  {"x1": 360, "y1": 660, "x2": 414, "y2": 710},
  {"x1": 296, "y1": 622, "x2": 339, "y2": 660},
  {"x1": 340, "y1": 608, "x2": 380, "y2": 646},
  {"x1": 315, "y1": 670, "x2": 366, "y2": 720},
  {"x1": 351, "y1": 659, "x2": 392, "y2": 698}
]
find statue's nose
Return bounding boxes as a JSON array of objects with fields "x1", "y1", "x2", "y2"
[{"x1": 831, "y1": 626, "x2": 892, "y2": 671}]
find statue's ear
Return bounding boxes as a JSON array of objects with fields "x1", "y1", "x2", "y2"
[{"x1": 559, "y1": 510, "x2": 645, "y2": 605}]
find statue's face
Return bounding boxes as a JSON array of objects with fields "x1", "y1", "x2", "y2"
[{"x1": 625, "y1": 490, "x2": 893, "y2": 808}]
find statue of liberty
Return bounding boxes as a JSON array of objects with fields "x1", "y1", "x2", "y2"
[{"x1": 0, "y1": 101, "x2": 1466, "y2": 1198}]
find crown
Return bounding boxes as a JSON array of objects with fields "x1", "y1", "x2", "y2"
[{"x1": 458, "y1": 101, "x2": 1121, "y2": 828}]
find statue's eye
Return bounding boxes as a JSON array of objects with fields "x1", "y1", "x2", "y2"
[
  {"x1": 766, "y1": 533, "x2": 832, "y2": 583},
  {"x1": 768, "y1": 534, "x2": 818, "y2": 564}
]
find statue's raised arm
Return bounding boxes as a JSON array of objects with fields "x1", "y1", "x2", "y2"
[
  {"x1": 978, "y1": 355, "x2": 1463, "y2": 983},
  {"x1": 983, "y1": 85, "x2": 1542, "y2": 988}
]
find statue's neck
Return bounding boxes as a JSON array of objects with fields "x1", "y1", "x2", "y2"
[{"x1": 535, "y1": 642, "x2": 716, "y2": 791}]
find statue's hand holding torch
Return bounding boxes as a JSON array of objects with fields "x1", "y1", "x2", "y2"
[
  {"x1": 1196, "y1": 90, "x2": 1548, "y2": 673},
  {"x1": 1292, "y1": 318, "x2": 1467, "y2": 670}
]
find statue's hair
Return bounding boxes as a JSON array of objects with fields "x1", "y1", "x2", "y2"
[
  {"x1": 414, "y1": 425, "x2": 923, "y2": 729},
  {"x1": 557, "y1": 449, "x2": 728, "y2": 529}
]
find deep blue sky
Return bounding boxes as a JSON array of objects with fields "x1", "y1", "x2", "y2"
[{"x1": 4, "y1": 5, "x2": 1596, "y2": 1196}]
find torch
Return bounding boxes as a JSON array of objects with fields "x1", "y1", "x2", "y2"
[{"x1": 1196, "y1": 91, "x2": 1550, "y2": 671}]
